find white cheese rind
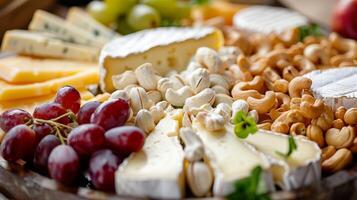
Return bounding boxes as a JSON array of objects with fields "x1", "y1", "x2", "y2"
[
  {"x1": 29, "y1": 10, "x2": 105, "y2": 48},
  {"x1": 66, "y1": 7, "x2": 119, "y2": 42},
  {"x1": 244, "y1": 130, "x2": 321, "y2": 190},
  {"x1": 233, "y1": 6, "x2": 308, "y2": 34},
  {"x1": 1, "y1": 30, "x2": 99, "y2": 62},
  {"x1": 192, "y1": 122, "x2": 274, "y2": 196},
  {"x1": 99, "y1": 27, "x2": 223, "y2": 92},
  {"x1": 115, "y1": 117, "x2": 185, "y2": 199},
  {"x1": 304, "y1": 67, "x2": 357, "y2": 109}
]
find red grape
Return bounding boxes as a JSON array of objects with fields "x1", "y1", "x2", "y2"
[
  {"x1": 33, "y1": 123, "x2": 54, "y2": 144},
  {"x1": 90, "y1": 99, "x2": 130, "y2": 130},
  {"x1": 33, "y1": 135, "x2": 61, "y2": 174},
  {"x1": 68, "y1": 124, "x2": 106, "y2": 157},
  {"x1": 0, "y1": 109, "x2": 32, "y2": 132},
  {"x1": 54, "y1": 86, "x2": 81, "y2": 114},
  {"x1": 89, "y1": 149, "x2": 121, "y2": 192},
  {"x1": 0, "y1": 125, "x2": 36, "y2": 162},
  {"x1": 77, "y1": 101, "x2": 101, "y2": 125},
  {"x1": 48, "y1": 145, "x2": 80, "y2": 185},
  {"x1": 33, "y1": 102, "x2": 70, "y2": 124},
  {"x1": 105, "y1": 126, "x2": 145, "y2": 155}
]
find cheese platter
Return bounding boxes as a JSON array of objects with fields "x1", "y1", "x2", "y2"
[{"x1": 0, "y1": 0, "x2": 357, "y2": 199}]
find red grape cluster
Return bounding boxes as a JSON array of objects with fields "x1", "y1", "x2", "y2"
[{"x1": 0, "y1": 86, "x2": 146, "y2": 192}]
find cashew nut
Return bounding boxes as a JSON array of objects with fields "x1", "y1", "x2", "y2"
[
  {"x1": 165, "y1": 86, "x2": 194, "y2": 107},
  {"x1": 135, "y1": 109, "x2": 155, "y2": 133},
  {"x1": 311, "y1": 105, "x2": 334, "y2": 131},
  {"x1": 304, "y1": 44, "x2": 329, "y2": 65},
  {"x1": 282, "y1": 65, "x2": 299, "y2": 81},
  {"x1": 248, "y1": 110, "x2": 259, "y2": 123},
  {"x1": 213, "y1": 94, "x2": 233, "y2": 107},
  {"x1": 335, "y1": 106, "x2": 347, "y2": 120},
  {"x1": 275, "y1": 92, "x2": 291, "y2": 109},
  {"x1": 247, "y1": 91, "x2": 276, "y2": 114},
  {"x1": 231, "y1": 89, "x2": 262, "y2": 101},
  {"x1": 288, "y1": 76, "x2": 312, "y2": 98},
  {"x1": 157, "y1": 76, "x2": 185, "y2": 94},
  {"x1": 188, "y1": 68, "x2": 210, "y2": 93},
  {"x1": 332, "y1": 119, "x2": 345, "y2": 129},
  {"x1": 209, "y1": 74, "x2": 230, "y2": 90},
  {"x1": 195, "y1": 47, "x2": 224, "y2": 74},
  {"x1": 112, "y1": 70, "x2": 137, "y2": 90},
  {"x1": 322, "y1": 145, "x2": 336, "y2": 162},
  {"x1": 258, "y1": 122, "x2": 272, "y2": 130},
  {"x1": 232, "y1": 99, "x2": 249, "y2": 117},
  {"x1": 290, "y1": 122, "x2": 306, "y2": 136},
  {"x1": 344, "y1": 108, "x2": 357, "y2": 125},
  {"x1": 293, "y1": 55, "x2": 315, "y2": 73},
  {"x1": 179, "y1": 127, "x2": 205, "y2": 162},
  {"x1": 273, "y1": 79, "x2": 289, "y2": 93},
  {"x1": 109, "y1": 90, "x2": 130, "y2": 102},
  {"x1": 271, "y1": 110, "x2": 305, "y2": 134},
  {"x1": 149, "y1": 101, "x2": 169, "y2": 123},
  {"x1": 325, "y1": 126, "x2": 355, "y2": 149},
  {"x1": 129, "y1": 87, "x2": 153, "y2": 114},
  {"x1": 214, "y1": 103, "x2": 232, "y2": 121},
  {"x1": 135, "y1": 63, "x2": 159, "y2": 90},
  {"x1": 196, "y1": 111, "x2": 226, "y2": 132},
  {"x1": 233, "y1": 76, "x2": 265, "y2": 93},
  {"x1": 306, "y1": 124, "x2": 325, "y2": 148},
  {"x1": 184, "y1": 88, "x2": 215, "y2": 112},
  {"x1": 147, "y1": 90, "x2": 162, "y2": 105},
  {"x1": 329, "y1": 33, "x2": 357, "y2": 58},
  {"x1": 186, "y1": 161, "x2": 213, "y2": 197},
  {"x1": 211, "y1": 85, "x2": 230, "y2": 95},
  {"x1": 322, "y1": 148, "x2": 353, "y2": 173},
  {"x1": 300, "y1": 95, "x2": 324, "y2": 119}
]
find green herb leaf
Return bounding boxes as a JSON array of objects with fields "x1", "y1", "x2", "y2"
[
  {"x1": 190, "y1": 0, "x2": 210, "y2": 5},
  {"x1": 227, "y1": 166, "x2": 271, "y2": 200},
  {"x1": 232, "y1": 111, "x2": 258, "y2": 139},
  {"x1": 276, "y1": 136, "x2": 298, "y2": 158},
  {"x1": 298, "y1": 23, "x2": 322, "y2": 41}
]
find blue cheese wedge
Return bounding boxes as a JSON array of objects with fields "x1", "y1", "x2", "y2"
[
  {"x1": 1, "y1": 30, "x2": 99, "y2": 62},
  {"x1": 99, "y1": 27, "x2": 223, "y2": 92},
  {"x1": 304, "y1": 67, "x2": 357, "y2": 109},
  {"x1": 29, "y1": 10, "x2": 105, "y2": 48},
  {"x1": 244, "y1": 130, "x2": 321, "y2": 190},
  {"x1": 192, "y1": 121, "x2": 274, "y2": 196},
  {"x1": 115, "y1": 116, "x2": 185, "y2": 199},
  {"x1": 233, "y1": 6, "x2": 308, "y2": 34},
  {"x1": 66, "y1": 7, "x2": 119, "y2": 42}
]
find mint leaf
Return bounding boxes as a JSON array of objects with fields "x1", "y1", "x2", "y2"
[
  {"x1": 232, "y1": 111, "x2": 258, "y2": 139},
  {"x1": 276, "y1": 136, "x2": 298, "y2": 158},
  {"x1": 227, "y1": 166, "x2": 271, "y2": 200},
  {"x1": 298, "y1": 23, "x2": 322, "y2": 41}
]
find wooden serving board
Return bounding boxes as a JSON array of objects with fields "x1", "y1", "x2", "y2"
[
  {"x1": 0, "y1": 0, "x2": 56, "y2": 40},
  {"x1": 0, "y1": 157, "x2": 356, "y2": 200}
]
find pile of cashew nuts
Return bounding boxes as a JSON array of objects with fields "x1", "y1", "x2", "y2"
[{"x1": 109, "y1": 28, "x2": 357, "y2": 173}]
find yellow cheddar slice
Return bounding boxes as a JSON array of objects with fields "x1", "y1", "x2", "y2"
[
  {"x1": 100, "y1": 27, "x2": 223, "y2": 92},
  {"x1": 0, "y1": 56, "x2": 97, "y2": 83},
  {"x1": 0, "y1": 89, "x2": 94, "y2": 113},
  {"x1": 0, "y1": 69, "x2": 99, "y2": 101}
]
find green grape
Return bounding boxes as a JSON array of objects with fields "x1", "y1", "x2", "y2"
[
  {"x1": 174, "y1": 1, "x2": 191, "y2": 19},
  {"x1": 116, "y1": 18, "x2": 135, "y2": 35},
  {"x1": 87, "y1": 1, "x2": 117, "y2": 25},
  {"x1": 127, "y1": 4, "x2": 161, "y2": 31},
  {"x1": 105, "y1": 0, "x2": 137, "y2": 16},
  {"x1": 141, "y1": 0, "x2": 178, "y2": 19}
]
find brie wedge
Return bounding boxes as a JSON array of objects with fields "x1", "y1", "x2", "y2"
[
  {"x1": 99, "y1": 27, "x2": 223, "y2": 92},
  {"x1": 244, "y1": 130, "x2": 321, "y2": 190},
  {"x1": 304, "y1": 67, "x2": 357, "y2": 109},
  {"x1": 115, "y1": 116, "x2": 185, "y2": 199},
  {"x1": 192, "y1": 121, "x2": 274, "y2": 196}
]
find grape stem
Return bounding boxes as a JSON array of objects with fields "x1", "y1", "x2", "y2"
[{"x1": 34, "y1": 119, "x2": 73, "y2": 131}]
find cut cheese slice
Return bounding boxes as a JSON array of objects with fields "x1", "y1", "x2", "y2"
[
  {"x1": 0, "y1": 69, "x2": 99, "y2": 101},
  {"x1": 0, "y1": 56, "x2": 97, "y2": 83},
  {"x1": 29, "y1": 10, "x2": 105, "y2": 48},
  {"x1": 116, "y1": 116, "x2": 185, "y2": 199},
  {"x1": 66, "y1": 7, "x2": 119, "y2": 42},
  {"x1": 304, "y1": 67, "x2": 357, "y2": 109},
  {"x1": 1, "y1": 30, "x2": 99, "y2": 62},
  {"x1": 192, "y1": 121, "x2": 274, "y2": 196},
  {"x1": 244, "y1": 130, "x2": 321, "y2": 190},
  {"x1": 0, "y1": 89, "x2": 94, "y2": 113},
  {"x1": 100, "y1": 27, "x2": 223, "y2": 92}
]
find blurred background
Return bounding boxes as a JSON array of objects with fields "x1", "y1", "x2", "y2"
[{"x1": 0, "y1": 0, "x2": 352, "y2": 40}]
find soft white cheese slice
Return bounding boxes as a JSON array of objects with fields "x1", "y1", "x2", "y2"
[
  {"x1": 99, "y1": 27, "x2": 223, "y2": 92},
  {"x1": 192, "y1": 121, "x2": 274, "y2": 196},
  {"x1": 304, "y1": 67, "x2": 357, "y2": 109},
  {"x1": 244, "y1": 130, "x2": 321, "y2": 190},
  {"x1": 115, "y1": 117, "x2": 185, "y2": 199}
]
